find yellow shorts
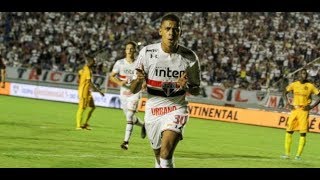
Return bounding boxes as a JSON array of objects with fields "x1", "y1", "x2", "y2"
[
  {"x1": 286, "y1": 108, "x2": 309, "y2": 133},
  {"x1": 78, "y1": 95, "x2": 94, "y2": 109}
]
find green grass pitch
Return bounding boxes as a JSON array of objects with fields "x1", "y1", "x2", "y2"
[{"x1": 1, "y1": 95, "x2": 320, "y2": 168}]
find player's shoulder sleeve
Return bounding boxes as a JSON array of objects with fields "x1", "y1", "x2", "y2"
[
  {"x1": 78, "y1": 69, "x2": 83, "y2": 76},
  {"x1": 309, "y1": 83, "x2": 320, "y2": 95},
  {"x1": 136, "y1": 45, "x2": 148, "y2": 73},
  {"x1": 112, "y1": 59, "x2": 121, "y2": 73},
  {"x1": 286, "y1": 81, "x2": 295, "y2": 92},
  {"x1": 178, "y1": 45, "x2": 198, "y2": 61},
  {"x1": 83, "y1": 66, "x2": 91, "y2": 80},
  {"x1": 179, "y1": 45, "x2": 201, "y2": 87}
]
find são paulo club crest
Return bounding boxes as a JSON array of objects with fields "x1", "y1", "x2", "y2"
[{"x1": 161, "y1": 81, "x2": 178, "y2": 96}]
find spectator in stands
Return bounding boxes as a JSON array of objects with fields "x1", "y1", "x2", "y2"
[
  {"x1": 281, "y1": 68, "x2": 320, "y2": 160},
  {"x1": 2, "y1": 12, "x2": 320, "y2": 91}
]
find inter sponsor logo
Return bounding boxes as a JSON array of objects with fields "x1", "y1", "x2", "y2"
[
  {"x1": 123, "y1": 69, "x2": 134, "y2": 75},
  {"x1": 151, "y1": 106, "x2": 177, "y2": 116},
  {"x1": 155, "y1": 67, "x2": 185, "y2": 78}
]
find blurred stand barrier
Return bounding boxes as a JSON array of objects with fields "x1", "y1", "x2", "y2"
[
  {"x1": 0, "y1": 82, "x2": 10, "y2": 95},
  {"x1": 4, "y1": 66, "x2": 320, "y2": 133},
  {"x1": 6, "y1": 66, "x2": 106, "y2": 91},
  {"x1": 137, "y1": 98, "x2": 320, "y2": 133},
  {"x1": 6, "y1": 66, "x2": 320, "y2": 115},
  {"x1": 4, "y1": 82, "x2": 121, "y2": 109}
]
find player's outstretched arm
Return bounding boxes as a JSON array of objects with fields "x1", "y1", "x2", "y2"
[
  {"x1": 283, "y1": 90, "x2": 293, "y2": 110},
  {"x1": 176, "y1": 72, "x2": 200, "y2": 96},
  {"x1": 89, "y1": 80, "x2": 105, "y2": 97},
  {"x1": 186, "y1": 84, "x2": 200, "y2": 96},
  {"x1": 130, "y1": 69, "x2": 145, "y2": 94},
  {"x1": 182, "y1": 58, "x2": 201, "y2": 96},
  {"x1": 305, "y1": 89, "x2": 320, "y2": 111},
  {"x1": 109, "y1": 71, "x2": 127, "y2": 87},
  {"x1": 1, "y1": 68, "x2": 5, "y2": 88}
]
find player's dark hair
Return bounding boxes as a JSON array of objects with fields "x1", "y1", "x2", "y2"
[
  {"x1": 160, "y1": 13, "x2": 181, "y2": 27},
  {"x1": 301, "y1": 68, "x2": 308, "y2": 76},
  {"x1": 126, "y1": 41, "x2": 137, "y2": 48},
  {"x1": 298, "y1": 68, "x2": 310, "y2": 83},
  {"x1": 86, "y1": 56, "x2": 95, "y2": 64}
]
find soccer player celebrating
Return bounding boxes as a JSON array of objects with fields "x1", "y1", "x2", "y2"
[
  {"x1": 76, "y1": 56, "x2": 104, "y2": 130},
  {"x1": 282, "y1": 68, "x2": 320, "y2": 160},
  {"x1": 109, "y1": 41, "x2": 146, "y2": 150},
  {"x1": 130, "y1": 14, "x2": 201, "y2": 168}
]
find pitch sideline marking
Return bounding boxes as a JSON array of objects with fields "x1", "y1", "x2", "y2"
[{"x1": 1, "y1": 152, "x2": 318, "y2": 164}]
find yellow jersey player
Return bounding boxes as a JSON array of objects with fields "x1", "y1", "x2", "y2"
[
  {"x1": 76, "y1": 56, "x2": 104, "y2": 130},
  {"x1": 0, "y1": 57, "x2": 6, "y2": 88},
  {"x1": 282, "y1": 68, "x2": 320, "y2": 160}
]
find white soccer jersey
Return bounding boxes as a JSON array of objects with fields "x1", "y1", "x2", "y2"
[
  {"x1": 135, "y1": 42, "x2": 200, "y2": 116},
  {"x1": 135, "y1": 42, "x2": 201, "y2": 149},
  {"x1": 112, "y1": 58, "x2": 141, "y2": 110}
]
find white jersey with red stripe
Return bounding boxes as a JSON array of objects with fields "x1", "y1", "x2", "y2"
[
  {"x1": 112, "y1": 58, "x2": 141, "y2": 110},
  {"x1": 135, "y1": 42, "x2": 201, "y2": 124}
]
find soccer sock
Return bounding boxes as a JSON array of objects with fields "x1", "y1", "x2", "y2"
[
  {"x1": 285, "y1": 132, "x2": 292, "y2": 156},
  {"x1": 124, "y1": 123, "x2": 133, "y2": 142},
  {"x1": 127, "y1": 110, "x2": 144, "y2": 127},
  {"x1": 76, "y1": 108, "x2": 84, "y2": 128},
  {"x1": 296, "y1": 136, "x2": 306, "y2": 157},
  {"x1": 84, "y1": 107, "x2": 95, "y2": 125},
  {"x1": 155, "y1": 158, "x2": 161, "y2": 168},
  {"x1": 172, "y1": 156, "x2": 175, "y2": 168},
  {"x1": 133, "y1": 116, "x2": 144, "y2": 127},
  {"x1": 160, "y1": 158, "x2": 173, "y2": 168}
]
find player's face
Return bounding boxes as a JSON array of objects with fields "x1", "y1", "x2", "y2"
[
  {"x1": 88, "y1": 59, "x2": 95, "y2": 68},
  {"x1": 300, "y1": 70, "x2": 308, "y2": 81},
  {"x1": 159, "y1": 20, "x2": 181, "y2": 49},
  {"x1": 125, "y1": 44, "x2": 136, "y2": 57}
]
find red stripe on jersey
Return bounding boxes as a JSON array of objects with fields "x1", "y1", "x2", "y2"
[
  {"x1": 147, "y1": 79, "x2": 162, "y2": 87},
  {"x1": 119, "y1": 75, "x2": 127, "y2": 79}
]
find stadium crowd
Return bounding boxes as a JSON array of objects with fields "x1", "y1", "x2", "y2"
[{"x1": 1, "y1": 12, "x2": 320, "y2": 91}]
